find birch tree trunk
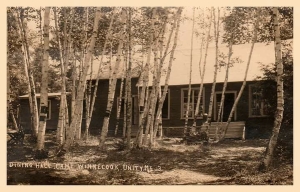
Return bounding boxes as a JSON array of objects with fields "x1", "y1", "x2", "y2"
[
  {"x1": 134, "y1": 8, "x2": 156, "y2": 147},
  {"x1": 191, "y1": 37, "x2": 205, "y2": 134},
  {"x1": 85, "y1": 58, "x2": 93, "y2": 140},
  {"x1": 16, "y1": 9, "x2": 39, "y2": 140},
  {"x1": 143, "y1": 8, "x2": 160, "y2": 146},
  {"x1": 184, "y1": 7, "x2": 195, "y2": 139},
  {"x1": 54, "y1": 7, "x2": 67, "y2": 144},
  {"x1": 206, "y1": 8, "x2": 220, "y2": 135},
  {"x1": 126, "y1": 8, "x2": 133, "y2": 149},
  {"x1": 114, "y1": 62, "x2": 125, "y2": 136},
  {"x1": 262, "y1": 7, "x2": 284, "y2": 170},
  {"x1": 153, "y1": 12, "x2": 175, "y2": 138},
  {"x1": 219, "y1": 10, "x2": 260, "y2": 141},
  {"x1": 36, "y1": 7, "x2": 50, "y2": 153},
  {"x1": 192, "y1": 9, "x2": 212, "y2": 134},
  {"x1": 86, "y1": 8, "x2": 116, "y2": 137},
  {"x1": 99, "y1": 9, "x2": 127, "y2": 149},
  {"x1": 63, "y1": 7, "x2": 102, "y2": 151},
  {"x1": 215, "y1": 39, "x2": 233, "y2": 141}
]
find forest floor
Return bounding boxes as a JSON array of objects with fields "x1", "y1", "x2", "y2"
[{"x1": 7, "y1": 131, "x2": 293, "y2": 185}]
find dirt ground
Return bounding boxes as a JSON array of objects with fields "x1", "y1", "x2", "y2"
[{"x1": 7, "y1": 133, "x2": 293, "y2": 185}]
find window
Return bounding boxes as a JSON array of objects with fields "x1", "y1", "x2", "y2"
[
  {"x1": 249, "y1": 85, "x2": 270, "y2": 117},
  {"x1": 181, "y1": 88, "x2": 205, "y2": 119}
]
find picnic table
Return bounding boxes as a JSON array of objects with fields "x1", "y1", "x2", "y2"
[{"x1": 7, "y1": 127, "x2": 24, "y2": 145}]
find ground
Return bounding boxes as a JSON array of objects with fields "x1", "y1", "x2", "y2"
[{"x1": 7, "y1": 132, "x2": 293, "y2": 185}]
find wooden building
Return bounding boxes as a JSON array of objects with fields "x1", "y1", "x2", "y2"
[{"x1": 19, "y1": 41, "x2": 277, "y2": 139}]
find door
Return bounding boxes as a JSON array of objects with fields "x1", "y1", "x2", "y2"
[{"x1": 215, "y1": 92, "x2": 236, "y2": 122}]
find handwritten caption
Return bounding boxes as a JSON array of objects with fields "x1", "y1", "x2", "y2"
[{"x1": 8, "y1": 162, "x2": 161, "y2": 172}]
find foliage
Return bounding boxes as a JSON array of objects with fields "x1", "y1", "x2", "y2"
[
  {"x1": 222, "y1": 7, "x2": 293, "y2": 44},
  {"x1": 256, "y1": 40, "x2": 293, "y2": 158}
]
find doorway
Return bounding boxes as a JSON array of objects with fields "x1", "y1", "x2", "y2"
[{"x1": 214, "y1": 92, "x2": 236, "y2": 122}]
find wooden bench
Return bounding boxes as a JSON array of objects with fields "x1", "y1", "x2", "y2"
[
  {"x1": 205, "y1": 121, "x2": 246, "y2": 140},
  {"x1": 163, "y1": 121, "x2": 245, "y2": 140}
]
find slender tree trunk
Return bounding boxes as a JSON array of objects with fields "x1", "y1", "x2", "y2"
[
  {"x1": 262, "y1": 7, "x2": 284, "y2": 170},
  {"x1": 114, "y1": 62, "x2": 125, "y2": 136},
  {"x1": 191, "y1": 37, "x2": 205, "y2": 133},
  {"x1": 206, "y1": 8, "x2": 220, "y2": 136},
  {"x1": 134, "y1": 9, "x2": 156, "y2": 147},
  {"x1": 99, "y1": 9, "x2": 127, "y2": 149},
  {"x1": 220, "y1": 10, "x2": 260, "y2": 140},
  {"x1": 54, "y1": 7, "x2": 67, "y2": 144},
  {"x1": 153, "y1": 12, "x2": 176, "y2": 138},
  {"x1": 126, "y1": 8, "x2": 133, "y2": 149},
  {"x1": 86, "y1": 8, "x2": 116, "y2": 137},
  {"x1": 36, "y1": 7, "x2": 50, "y2": 152},
  {"x1": 85, "y1": 58, "x2": 93, "y2": 140},
  {"x1": 184, "y1": 8, "x2": 195, "y2": 139},
  {"x1": 215, "y1": 39, "x2": 233, "y2": 141},
  {"x1": 16, "y1": 9, "x2": 39, "y2": 139},
  {"x1": 135, "y1": 56, "x2": 149, "y2": 147},
  {"x1": 143, "y1": 8, "x2": 160, "y2": 146},
  {"x1": 63, "y1": 8, "x2": 102, "y2": 151}
]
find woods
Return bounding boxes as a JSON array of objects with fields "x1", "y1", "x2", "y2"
[{"x1": 7, "y1": 6, "x2": 293, "y2": 184}]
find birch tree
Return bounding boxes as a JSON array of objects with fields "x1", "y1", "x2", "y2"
[
  {"x1": 126, "y1": 8, "x2": 133, "y2": 148},
  {"x1": 54, "y1": 7, "x2": 68, "y2": 144},
  {"x1": 183, "y1": 7, "x2": 195, "y2": 139},
  {"x1": 214, "y1": 40, "x2": 233, "y2": 141},
  {"x1": 99, "y1": 9, "x2": 127, "y2": 149},
  {"x1": 86, "y1": 8, "x2": 116, "y2": 139},
  {"x1": 36, "y1": 7, "x2": 50, "y2": 157},
  {"x1": 261, "y1": 7, "x2": 284, "y2": 170},
  {"x1": 205, "y1": 7, "x2": 220, "y2": 135},
  {"x1": 219, "y1": 8, "x2": 260, "y2": 140},
  {"x1": 192, "y1": 9, "x2": 212, "y2": 134},
  {"x1": 134, "y1": 8, "x2": 156, "y2": 147},
  {"x1": 153, "y1": 9, "x2": 179, "y2": 138},
  {"x1": 15, "y1": 8, "x2": 39, "y2": 140},
  {"x1": 62, "y1": 7, "x2": 102, "y2": 151}
]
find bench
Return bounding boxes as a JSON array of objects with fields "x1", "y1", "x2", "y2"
[
  {"x1": 163, "y1": 121, "x2": 245, "y2": 140},
  {"x1": 205, "y1": 121, "x2": 246, "y2": 140}
]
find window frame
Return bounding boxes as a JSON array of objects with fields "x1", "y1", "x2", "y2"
[
  {"x1": 181, "y1": 87, "x2": 205, "y2": 119},
  {"x1": 248, "y1": 84, "x2": 270, "y2": 117}
]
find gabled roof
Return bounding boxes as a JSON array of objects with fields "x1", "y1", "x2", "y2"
[
  {"x1": 85, "y1": 40, "x2": 291, "y2": 86},
  {"x1": 148, "y1": 41, "x2": 278, "y2": 86}
]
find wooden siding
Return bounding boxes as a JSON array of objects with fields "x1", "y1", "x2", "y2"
[
  {"x1": 18, "y1": 79, "x2": 273, "y2": 139},
  {"x1": 19, "y1": 98, "x2": 61, "y2": 132}
]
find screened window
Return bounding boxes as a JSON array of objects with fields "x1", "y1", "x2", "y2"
[
  {"x1": 249, "y1": 85, "x2": 270, "y2": 117},
  {"x1": 181, "y1": 88, "x2": 205, "y2": 119}
]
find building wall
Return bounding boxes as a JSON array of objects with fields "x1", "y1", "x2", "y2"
[
  {"x1": 18, "y1": 79, "x2": 273, "y2": 139},
  {"x1": 162, "y1": 81, "x2": 273, "y2": 138},
  {"x1": 19, "y1": 97, "x2": 61, "y2": 132},
  {"x1": 87, "y1": 78, "x2": 139, "y2": 136}
]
